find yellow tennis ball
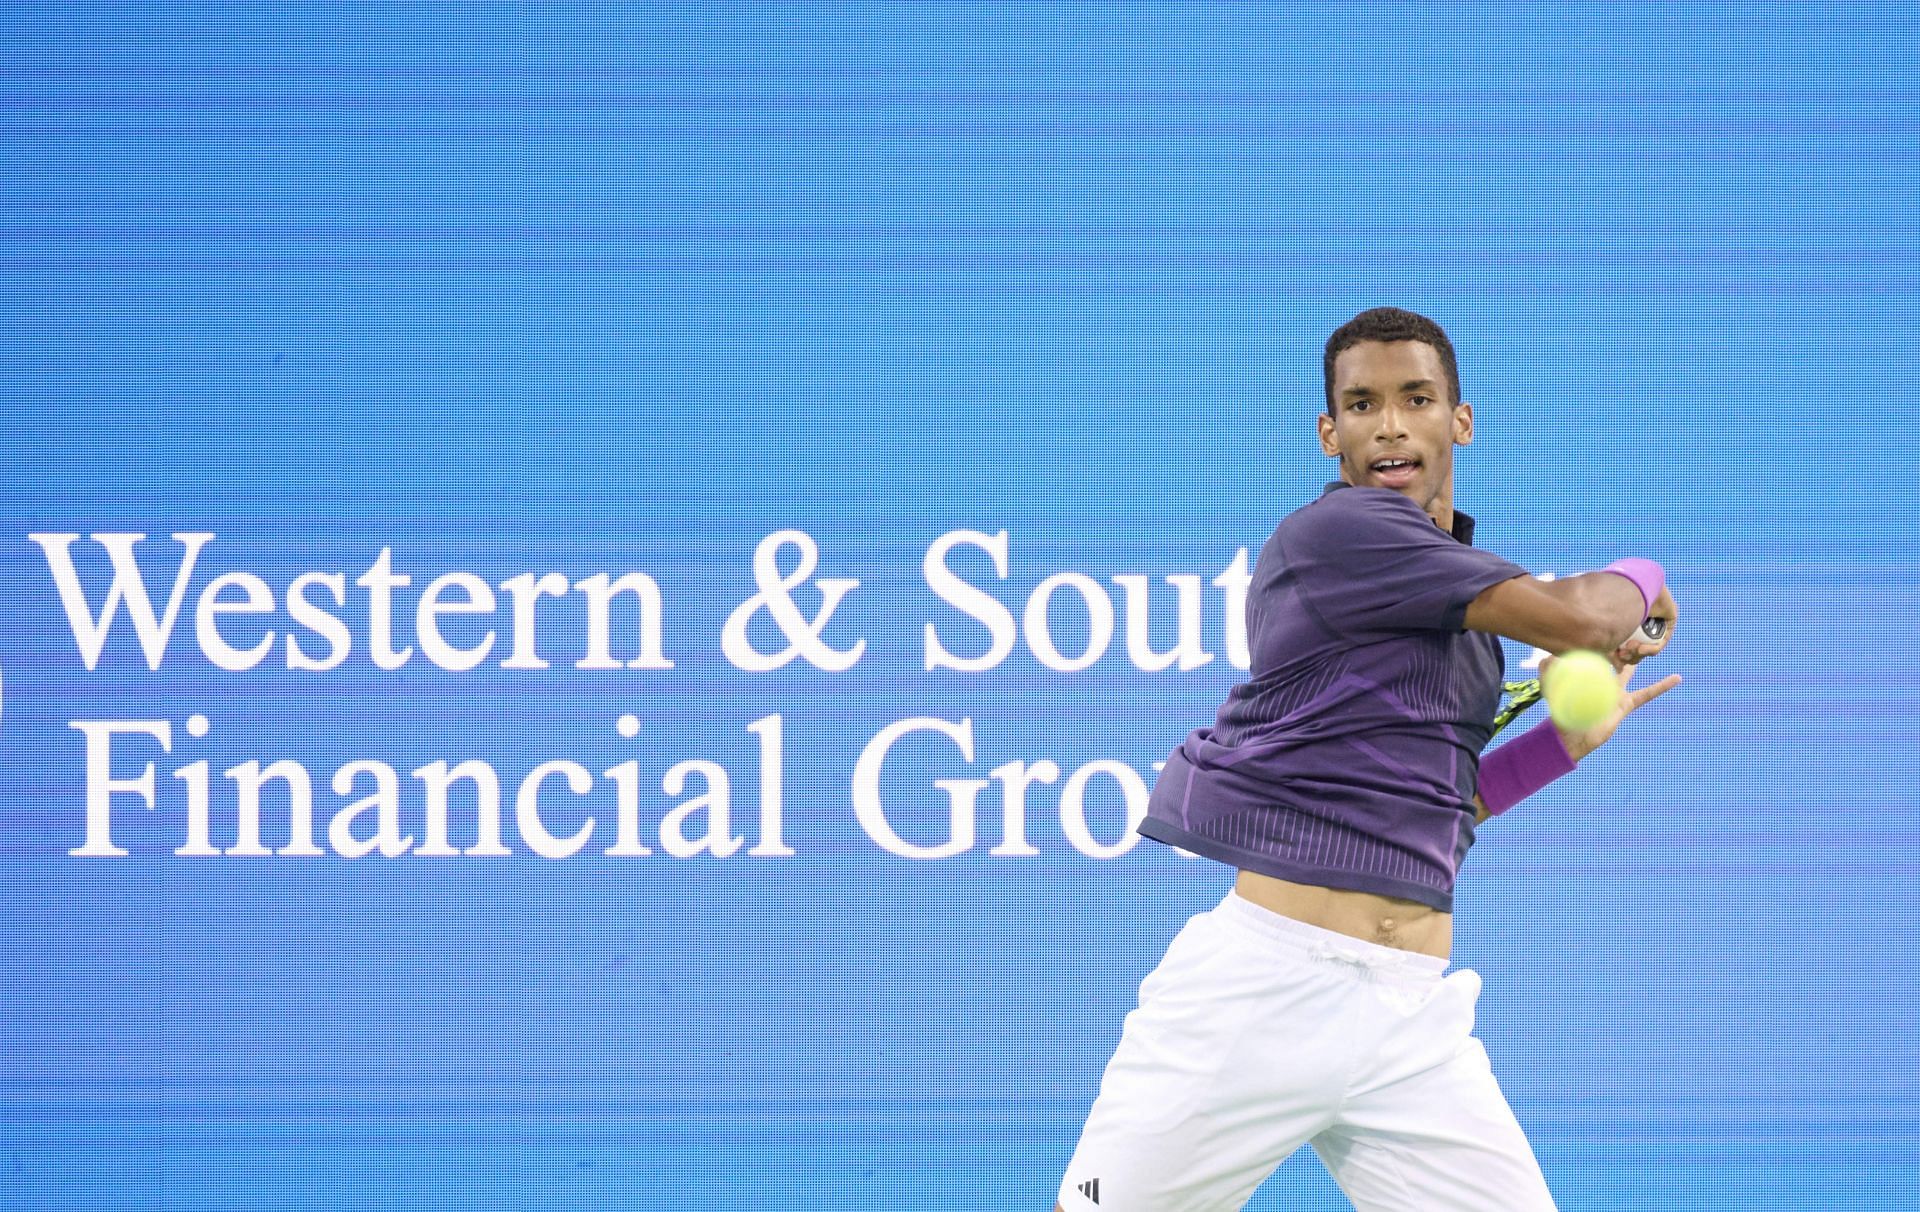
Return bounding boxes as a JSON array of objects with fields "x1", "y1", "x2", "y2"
[{"x1": 1543, "y1": 649, "x2": 1618, "y2": 732}]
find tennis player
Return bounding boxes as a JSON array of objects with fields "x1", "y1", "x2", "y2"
[{"x1": 1056, "y1": 307, "x2": 1680, "y2": 1211}]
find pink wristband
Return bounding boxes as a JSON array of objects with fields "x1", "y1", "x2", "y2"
[
  {"x1": 1478, "y1": 718, "x2": 1577, "y2": 817},
  {"x1": 1602, "y1": 557, "x2": 1665, "y2": 620}
]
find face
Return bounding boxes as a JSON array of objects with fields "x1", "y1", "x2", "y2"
[{"x1": 1318, "y1": 340, "x2": 1473, "y2": 519}]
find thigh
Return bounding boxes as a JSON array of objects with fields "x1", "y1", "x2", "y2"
[
  {"x1": 1311, "y1": 974, "x2": 1555, "y2": 1212},
  {"x1": 1058, "y1": 913, "x2": 1349, "y2": 1212}
]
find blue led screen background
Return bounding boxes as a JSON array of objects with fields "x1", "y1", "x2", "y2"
[{"x1": 2, "y1": 5, "x2": 1916, "y2": 1209}]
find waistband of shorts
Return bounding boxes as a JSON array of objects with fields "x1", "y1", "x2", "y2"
[{"x1": 1214, "y1": 891, "x2": 1449, "y2": 979}]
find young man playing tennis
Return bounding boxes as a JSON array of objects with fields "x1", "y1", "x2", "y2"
[{"x1": 1056, "y1": 307, "x2": 1680, "y2": 1211}]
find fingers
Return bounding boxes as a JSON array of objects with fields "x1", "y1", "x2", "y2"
[
  {"x1": 1614, "y1": 620, "x2": 1675, "y2": 667},
  {"x1": 1623, "y1": 672, "x2": 1682, "y2": 714}
]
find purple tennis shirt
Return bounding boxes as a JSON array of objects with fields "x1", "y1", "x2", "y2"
[{"x1": 1139, "y1": 482, "x2": 1529, "y2": 911}]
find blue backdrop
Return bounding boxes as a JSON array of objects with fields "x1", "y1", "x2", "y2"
[{"x1": 3, "y1": 4, "x2": 1917, "y2": 1209}]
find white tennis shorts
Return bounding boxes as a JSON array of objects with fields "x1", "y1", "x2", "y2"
[{"x1": 1057, "y1": 893, "x2": 1556, "y2": 1211}]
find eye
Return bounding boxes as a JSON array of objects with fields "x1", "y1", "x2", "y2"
[
  {"x1": 1348, "y1": 399, "x2": 1372, "y2": 412},
  {"x1": 1408, "y1": 395, "x2": 1433, "y2": 407}
]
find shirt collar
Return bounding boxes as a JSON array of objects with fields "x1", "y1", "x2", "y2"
[{"x1": 1320, "y1": 480, "x2": 1477, "y2": 546}]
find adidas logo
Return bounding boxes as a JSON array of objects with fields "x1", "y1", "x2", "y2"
[{"x1": 1076, "y1": 1176, "x2": 1101, "y2": 1204}]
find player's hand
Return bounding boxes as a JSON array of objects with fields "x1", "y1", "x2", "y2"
[
  {"x1": 1552, "y1": 660, "x2": 1683, "y2": 761},
  {"x1": 1611, "y1": 584, "x2": 1677, "y2": 667}
]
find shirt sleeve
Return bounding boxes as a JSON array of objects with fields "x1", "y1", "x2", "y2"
[{"x1": 1280, "y1": 488, "x2": 1530, "y2": 638}]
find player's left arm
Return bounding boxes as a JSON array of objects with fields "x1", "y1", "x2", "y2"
[
  {"x1": 1473, "y1": 665, "x2": 1681, "y2": 822},
  {"x1": 1473, "y1": 588, "x2": 1682, "y2": 825}
]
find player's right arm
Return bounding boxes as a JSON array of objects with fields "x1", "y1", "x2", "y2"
[{"x1": 1463, "y1": 571, "x2": 1656, "y2": 655}]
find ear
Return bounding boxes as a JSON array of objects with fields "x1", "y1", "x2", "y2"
[
  {"x1": 1317, "y1": 411, "x2": 1340, "y2": 458},
  {"x1": 1452, "y1": 400, "x2": 1474, "y2": 447}
]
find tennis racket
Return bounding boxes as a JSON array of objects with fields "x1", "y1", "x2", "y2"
[{"x1": 1490, "y1": 616, "x2": 1670, "y2": 737}]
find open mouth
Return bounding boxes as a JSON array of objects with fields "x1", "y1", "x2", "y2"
[{"x1": 1368, "y1": 457, "x2": 1421, "y2": 488}]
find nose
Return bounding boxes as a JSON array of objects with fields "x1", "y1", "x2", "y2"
[{"x1": 1374, "y1": 402, "x2": 1409, "y2": 441}]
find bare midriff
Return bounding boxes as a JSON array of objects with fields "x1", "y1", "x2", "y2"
[{"x1": 1233, "y1": 869, "x2": 1452, "y2": 959}]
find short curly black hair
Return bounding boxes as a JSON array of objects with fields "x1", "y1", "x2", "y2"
[{"x1": 1322, "y1": 307, "x2": 1460, "y2": 415}]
